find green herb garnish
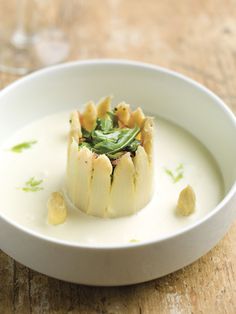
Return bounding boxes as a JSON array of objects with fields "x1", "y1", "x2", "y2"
[
  {"x1": 80, "y1": 111, "x2": 140, "y2": 158},
  {"x1": 129, "y1": 239, "x2": 139, "y2": 243},
  {"x1": 20, "y1": 177, "x2": 43, "y2": 192},
  {"x1": 165, "y1": 163, "x2": 184, "y2": 183},
  {"x1": 126, "y1": 139, "x2": 140, "y2": 152},
  {"x1": 107, "y1": 111, "x2": 119, "y2": 128},
  {"x1": 81, "y1": 128, "x2": 92, "y2": 140},
  {"x1": 96, "y1": 116, "x2": 113, "y2": 132},
  {"x1": 78, "y1": 142, "x2": 92, "y2": 149},
  {"x1": 106, "y1": 151, "x2": 125, "y2": 160},
  {"x1": 11, "y1": 140, "x2": 37, "y2": 153},
  {"x1": 93, "y1": 126, "x2": 140, "y2": 154},
  {"x1": 91, "y1": 129, "x2": 121, "y2": 142}
]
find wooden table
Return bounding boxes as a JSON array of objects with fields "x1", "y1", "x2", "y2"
[{"x1": 0, "y1": 0, "x2": 236, "y2": 313}]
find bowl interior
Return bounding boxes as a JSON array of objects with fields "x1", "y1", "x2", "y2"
[{"x1": 0, "y1": 61, "x2": 235, "y2": 196}]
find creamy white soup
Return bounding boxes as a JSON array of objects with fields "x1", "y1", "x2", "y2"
[{"x1": 0, "y1": 111, "x2": 224, "y2": 246}]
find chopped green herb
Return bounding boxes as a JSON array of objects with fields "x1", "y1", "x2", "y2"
[
  {"x1": 107, "y1": 111, "x2": 119, "y2": 128},
  {"x1": 126, "y1": 139, "x2": 140, "y2": 152},
  {"x1": 20, "y1": 177, "x2": 43, "y2": 192},
  {"x1": 176, "y1": 163, "x2": 184, "y2": 171},
  {"x1": 78, "y1": 142, "x2": 92, "y2": 150},
  {"x1": 11, "y1": 140, "x2": 37, "y2": 153},
  {"x1": 93, "y1": 126, "x2": 140, "y2": 154},
  {"x1": 174, "y1": 172, "x2": 184, "y2": 182},
  {"x1": 81, "y1": 128, "x2": 91, "y2": 140},
  {"x1": 106, "y1": 151, "x2": 125, "y2": 160},
  {"x1": 129, "y1": 239, "x2": 139, "y2": 243},
  {"x1": 91, "y1": 129, "x2": 124, "y2": 143},
  {"x1": 80, "y1": 113, "x2": 141, "y2": 159},
  {"x1": 165, "y1": 163, "x2": 184, "y2": 183},
  {"x1": 96, "y1": 116, "x2": 113, "y2": 132}
]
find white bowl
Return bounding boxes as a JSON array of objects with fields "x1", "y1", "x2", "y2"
[{"x1": 0, "y1": 60, "x2": 236, "y2": 286}]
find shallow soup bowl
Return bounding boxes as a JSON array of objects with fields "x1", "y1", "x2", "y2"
[{"x1": 0, "y1": 60, "x2": 236, "y2": 286}]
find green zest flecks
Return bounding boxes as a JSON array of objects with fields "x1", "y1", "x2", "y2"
[
  {"x1": 10, "y1": 140, "x2": 37, "y2": 153},
  {"x1": 129, "y1": 239, "x2": 139, "y2": 243},
  {"x1": 20, "y1": 177, "x2": 43, "y2": 192},
  {"x1": 165, "y1": 163, "x2": 184, "y2": 183}
]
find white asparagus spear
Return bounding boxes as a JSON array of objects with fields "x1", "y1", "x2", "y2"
[
  {"x1": 114, "y1": 102, "x2": 131, "y2": 126},
  {"x1": 97, "y1": 96, "x2": 112, "y2": 118},
  {"x1": 88, "y1": 155, "x2": 112, "y2": 217},
  {"x1": 69, "y1": 111, "x2": 82, "y2": 142},
  {"x1": 141, "y1": 117, "x2": 154, "y2": 163},
  {"x1": 75, "y1": 147, "x2": 93, "y2": 213},
  {"x1": 108, "y1": 153, "x2": 136, "y2": 217},
  {"x1": 66, "y1": 138, "x2": 80, "y2": 206},
  {"x1": 133, "y1": 146, "x2": 153, "y2": 210},
  {"x1": 82, "y1": 101, "x2": 97, "y2": 131},
  {"x1": 129, "y1": 107, "x2": 145, "y2": 128}
]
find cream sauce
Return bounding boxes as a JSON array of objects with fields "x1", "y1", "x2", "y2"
[{"x1": 0, "y1": 111, "x2": 224, "y2": 246}]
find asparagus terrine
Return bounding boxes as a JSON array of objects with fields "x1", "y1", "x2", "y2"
[{"x1": 66, "y1": 96, "x2": 154, "y2": 218}]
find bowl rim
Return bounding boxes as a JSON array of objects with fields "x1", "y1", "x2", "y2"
[{"x1": 0, "y1": 58, "x2": 236, "y2": 251}]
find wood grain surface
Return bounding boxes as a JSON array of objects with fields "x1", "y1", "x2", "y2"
[{"x1": 0, "y1": 0, "x2": 236, "y2": 313}]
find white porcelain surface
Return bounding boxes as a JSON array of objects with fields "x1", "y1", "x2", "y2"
[{"x1": 0, "y1": 60, "x2": 235, "y2": 286}]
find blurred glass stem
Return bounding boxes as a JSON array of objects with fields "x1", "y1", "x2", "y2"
[
  {"x1": 11, "y1": 0, "x2": 32, "y2": 49},
  {"x1": 0, "y1": 0, "x2": 70, "y2": 75}
]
